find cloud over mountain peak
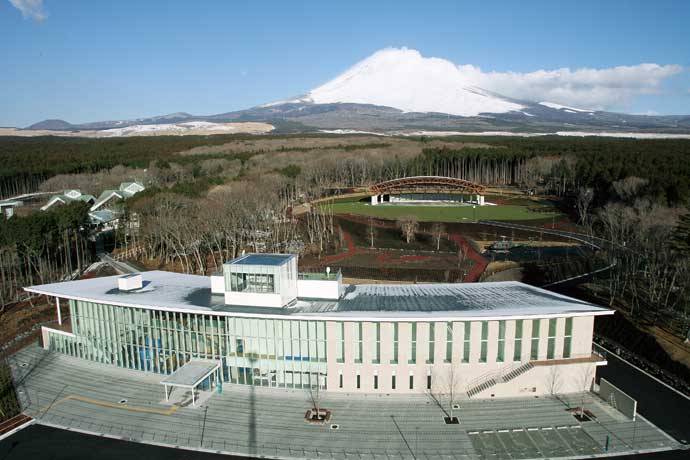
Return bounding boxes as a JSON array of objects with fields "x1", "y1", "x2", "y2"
[{"x1": 304, "y1": 47, "x2": 682, "y2": 113}]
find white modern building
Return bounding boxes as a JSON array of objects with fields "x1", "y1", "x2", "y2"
[{"x1": 26, "y1": 253, "x2": 612, "y2": 399}]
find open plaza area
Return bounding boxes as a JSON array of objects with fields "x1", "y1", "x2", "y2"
[{"x1": 7, "y1": 345, "x2": 680, "y2": 460}]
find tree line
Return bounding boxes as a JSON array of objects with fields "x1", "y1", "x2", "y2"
[{"x1": 0, "y1": 202, "x2": 91, "y2": 306}]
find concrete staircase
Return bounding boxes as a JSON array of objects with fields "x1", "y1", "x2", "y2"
[{"x1": 466, "y1": 362, "x2": 534, "y2": 399}]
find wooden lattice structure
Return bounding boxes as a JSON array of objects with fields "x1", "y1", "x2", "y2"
[{"x1": 369, "y1": 176, "x2": 486, "y2": 195}]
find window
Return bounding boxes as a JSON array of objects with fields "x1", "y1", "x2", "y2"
[
  {"x1": 513, "y1": 320, "x2": 523, "y2": 362},
  {"x1": 462, "y1": 322, "x2": 471, "y2": 363},
  {"x1": 392, "y1": 374, "x2": 396, "y2": 390},
  {"x1": 547, "y1": 318, "x2": 557, "y2": 359},
  {"x1": 445, "y1": 322, "x2": 453, "y2": 363},
  {"x1": 426, "y1": 323, "x2": 435, "y2": 364},
  {"x1": 409, "y1": 323, "x2": 417, "y2": 364},
  {"x1": 354, "y1": 323, "x2": 363, "y2": 364},
  {"x1": 497, "y1": 321, "x2": 506, "y2": 362},
  {"x1": 390, "y1": 323, "x2": 399, "y2": 364},
  {"x1": 372, "y1": 323, "x2": 380, "y2": 364},
  {"x1": 339, "y1": 372, "x2": 343, "y2": 388},
  {"x1": 531, "y1": 319, "x2": 541, "y2": 360},
  {"x1": 426, "y1": 374, "x2": 432, "y2": 390},
  {"x1": 409, "y1": 373, "x2": 414, "y2": 390},
  {"x1": 479, "y1": 321, "x2": 488, "y2": 363},
  {"x1": 374, "y1": 374, "x2": 378, "y2": 390},
  {"x1": 563, "y1": 317, "x2": 573, "y2": 358},
  {"x1": 356, "y1": 373, "x2": 361, "y2": 389},
  {"x1": 230, "y1": 272, "x2": 275, "y2": 293},
  {"x1": 336, "y1": 322, "x2": 344, "y2": 363}
]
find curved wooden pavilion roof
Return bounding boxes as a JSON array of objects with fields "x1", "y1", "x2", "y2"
[{"x1": 369, "y1": 176, "x2": 486, "y2": 195}]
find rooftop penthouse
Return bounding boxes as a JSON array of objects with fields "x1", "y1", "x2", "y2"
[{"x1": 27, "y1": 257, "x2": 607, "y2": 321}]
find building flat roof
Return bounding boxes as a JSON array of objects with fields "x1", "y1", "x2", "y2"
[
  {"x1": 25, "y1": 271, "x2": 611, "y2": 320},
  {"x1": 226, "y1": 253, "x2": 295, "y2": 267},
  {"x1": 160, "y1": 359, "x2": 220, "y2": 388}
]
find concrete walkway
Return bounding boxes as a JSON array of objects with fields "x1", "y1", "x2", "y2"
[{"x1": 8, "y1": 346, "x2": 681, "y2": 459}]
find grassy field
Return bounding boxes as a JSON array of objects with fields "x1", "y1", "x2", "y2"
[{"x1": 327, "y1": 201, "x2": 561, "y2": 222}]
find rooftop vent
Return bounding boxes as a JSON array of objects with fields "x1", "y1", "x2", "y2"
[{"x1": 118, "y1": 273, "x2": 142, "y2": 291}]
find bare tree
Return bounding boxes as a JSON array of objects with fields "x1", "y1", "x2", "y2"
[
  {"x1": 457, "y1": 246, "x2": 466, "y2": 279},
  {"x1": 575, "y1": 187, "x2": 594, "y2": 228},
  {"x1": 367, "y1": 217, "x2": 377, "y2": 248},
  {"x1": 440, "y1": 364, "x2": 463, "y2": 423},
  {"x1": 397, "y1": 216, "x2": 419, "y2": 244},
  {"x1": 307, "y1": 369, "x2": 325, "y2": 421},
  {"x1": 612, "y1": 176, "x2": 648, "y2": 203},
  {"x1": 576, "y1": 365, "x2": 595, "y2": 418},
  {"x1": 431, "y1": 223, "x2": 447, "y2": 251},
  {"x1": 545, "y1": 366, "x2": 562, "y2": 397}
]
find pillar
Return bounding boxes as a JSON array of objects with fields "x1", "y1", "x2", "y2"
[
  {"x1": 371, "y1": 195, "x2": 378, "y2": 206},
  {"x1": 56, "y1": 296, "x2": 62, "y2": 326}
]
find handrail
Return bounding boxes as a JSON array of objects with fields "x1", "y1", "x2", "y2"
[
  {"x1": 466, "y1": 348, "x2": 605, "y2": 391},
  {"x1": 466, "y1": 361, "x2": 526, "y2": 391}
]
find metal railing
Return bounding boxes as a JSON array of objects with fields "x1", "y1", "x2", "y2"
[
  {"x1": 466, "y1": 361, "x2": 528, "y2": 392},
  {"x1": 297, "y1": 270, "x2": 341, "y2": 281}
]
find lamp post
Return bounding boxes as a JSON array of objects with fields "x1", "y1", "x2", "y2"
[{"x1": 473, "y1": 205, "x2": 476, "y2": 222}]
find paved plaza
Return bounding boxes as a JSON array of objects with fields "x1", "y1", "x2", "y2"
[{"x1": 8, "y1": 346, "x2": 681, "y2": 459}]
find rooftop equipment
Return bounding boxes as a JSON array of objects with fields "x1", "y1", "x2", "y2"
[{"x1": 118, "y1": 273, "x2": 143, "y2": 291}]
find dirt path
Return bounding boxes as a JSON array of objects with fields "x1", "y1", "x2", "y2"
[
  {"x1": 320, "y1": 230, "x2": 360, "y2": 265},
  {"x1": 317, "y1": 214, "x2": 488, "y2": 282},
  {"x1": 446, "y1": 234, "x2": 488, "y2": 282}
]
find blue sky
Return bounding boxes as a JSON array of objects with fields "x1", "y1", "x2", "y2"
[{"x1": 1, "y1": 0, "x2": 689, "y2": 127}]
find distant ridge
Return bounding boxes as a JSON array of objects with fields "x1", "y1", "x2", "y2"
[
  {"x1": 21, "y1": 48, "x2": 690, "y2": 136},
  {"x1": 27, "y1": 119, "x2": 75, "y2": 130}
]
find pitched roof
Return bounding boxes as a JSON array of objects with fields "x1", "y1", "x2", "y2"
[{"x1": 90, "y1": 190, "x2": 126, "y2": 211}]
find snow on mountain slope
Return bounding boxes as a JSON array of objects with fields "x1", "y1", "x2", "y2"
[
  {"x1": 304, "y1": 48, "x2": 524, "y2": 117},
  {"x1": 539, "y1": 101, "x2": 594, "y2": 113}
]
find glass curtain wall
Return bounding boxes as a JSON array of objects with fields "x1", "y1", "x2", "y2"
[{"x1": 47, "y1": 300, "x2": 327, "y2": 389}]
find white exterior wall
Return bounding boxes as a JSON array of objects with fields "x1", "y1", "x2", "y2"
[
  {"x1": 326, "y1": 314, "x2": 601, "y2": 398},
  {"x1": 211, "y1": 275, "x2": 224, "y2": 294},
  {"x1": 297, "y1": 279, "x2": 341, "y2": 300}
]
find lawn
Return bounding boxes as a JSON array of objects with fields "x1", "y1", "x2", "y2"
[{"x1": 327, "y1": 201, "x2": 561, "y2": 222}]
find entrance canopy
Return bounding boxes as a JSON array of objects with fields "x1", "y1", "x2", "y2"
[{"x1": 160, "y1": 359, "x2": 221, "y2": 406}]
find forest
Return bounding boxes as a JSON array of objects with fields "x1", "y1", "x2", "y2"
[{"x1": 1, "y1": 133, "x2": 690, "y2": 342}]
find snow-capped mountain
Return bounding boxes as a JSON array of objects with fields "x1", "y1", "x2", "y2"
[
  {"x1": 24, "y1": 48, "x2": 690, "y2": 136},
  {"x1": 300, "y1": 48, "x2": 524, "y2": 117}
]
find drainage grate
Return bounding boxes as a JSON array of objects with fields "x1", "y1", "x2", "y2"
[
  {"x1": 19, "y1": 363, "x2": 28, "y2": 368},
  {"x1": 118, "y1": 399, "x2": 128, "y2": 404},
  {"x1": 452, "y1": 404, "x2": 460, "y2": 410},
  {"x1": 330, "y1": 424, "x2": 340, "y2": 430}
]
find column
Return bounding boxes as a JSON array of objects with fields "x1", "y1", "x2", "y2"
[{"x1": 55, "y1": 297, "x2": 62, "y2": 325}]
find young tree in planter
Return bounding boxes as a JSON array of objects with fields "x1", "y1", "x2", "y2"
[
  {"x1": 576, "y1": 365, "x2": 595, "y2": 419},
  {"x1": 440, "y1": 364, "x2": 463, "y2": 424},
  {"x1": 307, "y1": 370, "x2": 324, "y2": 422}
]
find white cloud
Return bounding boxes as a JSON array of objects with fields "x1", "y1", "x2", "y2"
[
  {"x1": 9, "y1": 0, "x2": 47, "y2": 21},
  {"x1": 476, "y1": 62, "x2": 683, "y2": 110}
]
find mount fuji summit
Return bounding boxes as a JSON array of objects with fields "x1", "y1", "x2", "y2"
[{"x1": 272, "y1": 48, "x2": 525, "y2": 117}]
